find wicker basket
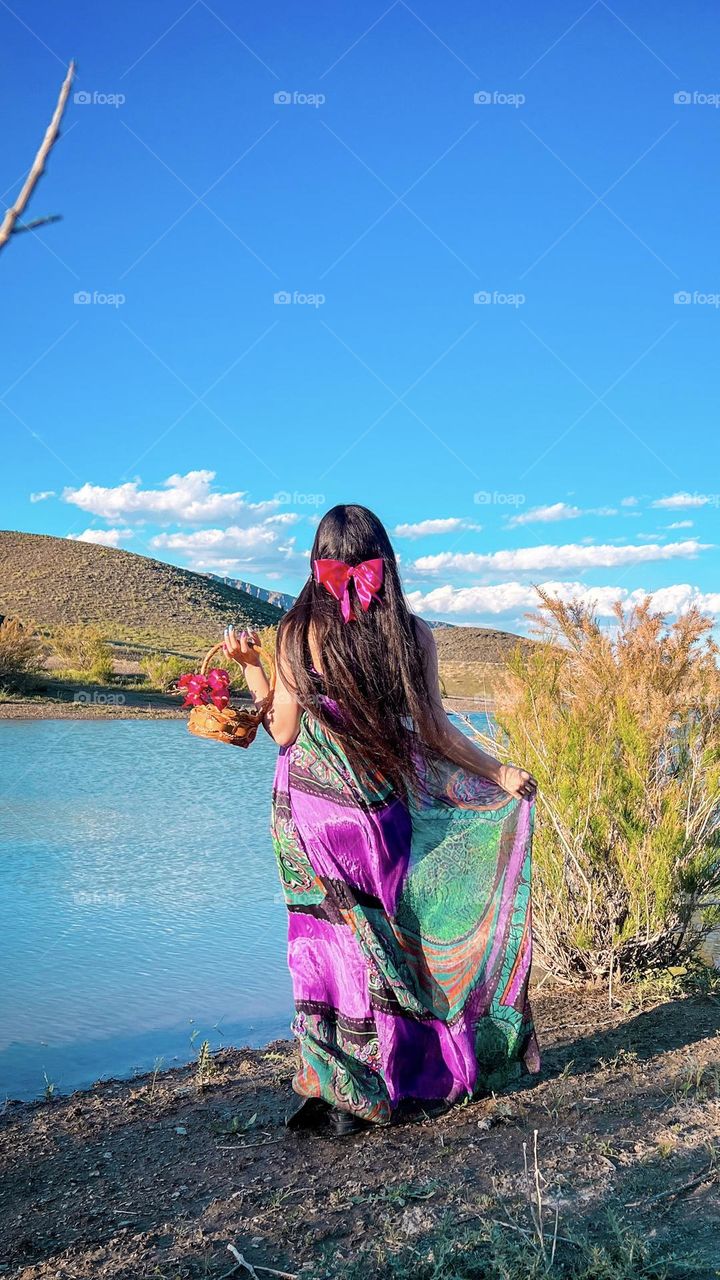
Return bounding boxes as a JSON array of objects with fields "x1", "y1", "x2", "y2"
[{"x1": 186, "y1": 641, "x2": 275, "y2": 749}]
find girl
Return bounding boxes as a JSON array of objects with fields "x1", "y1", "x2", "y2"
[{"x1": 224, "y1": 504, "x2": 539, "y2": 1137}]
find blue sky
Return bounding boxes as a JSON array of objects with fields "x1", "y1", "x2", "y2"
[{"x1": 2, "y1": 0, "x2": 719, "y2": 634}]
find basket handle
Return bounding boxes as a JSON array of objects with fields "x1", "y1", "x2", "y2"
[{"x1": 200, "y1": 639, "x2": 276, "y2": 691}]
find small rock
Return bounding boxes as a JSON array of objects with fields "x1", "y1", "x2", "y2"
[{"x1": 400, "y1": 1206, "x2": 435, "y2": 1238}]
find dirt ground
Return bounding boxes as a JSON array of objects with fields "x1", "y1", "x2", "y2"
[{"x1": 1, "y1": 986, "x2": 718, "y2": 1280}]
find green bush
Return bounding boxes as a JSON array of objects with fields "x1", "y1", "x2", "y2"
[
  {"x1": 485, "y1": 593, "x2": 720, "y2": 984},
  {"x1": 90, "y1": 651, "x2": 114, "y2": 683}
]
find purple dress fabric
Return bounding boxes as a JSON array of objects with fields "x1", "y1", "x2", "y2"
[{"x1": 270, "y1": 699, "x2": 540, "y2": 1124}]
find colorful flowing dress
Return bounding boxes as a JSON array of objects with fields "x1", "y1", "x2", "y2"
[{"x1": 270, "y1": 698, "x2": 540, "y2": 1124}]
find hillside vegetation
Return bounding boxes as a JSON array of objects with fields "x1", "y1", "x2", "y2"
[{"x1": 0, "y1": 531, "x2": 282, "y2": 653}]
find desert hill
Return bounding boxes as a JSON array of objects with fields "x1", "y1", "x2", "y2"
[
  {"x1": 431, "y1": 624, "x2": 533, "y2": 664},
  {"x1": 0, "y1": 531, "x2": 282, "y2": 650}
]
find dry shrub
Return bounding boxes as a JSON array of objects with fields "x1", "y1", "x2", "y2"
[
  {"x1": 140, "y1": 653, "x2": 189, "y2": 692},
  {"x1": 50, "y1": 625, "x2": 114, "y2": 682},
  {"x1": 495, "y1": 592, "x2": 720, "y2": 984},
  {"x1": 0, "y1": 617, "x2": 41, "y2": 688}
]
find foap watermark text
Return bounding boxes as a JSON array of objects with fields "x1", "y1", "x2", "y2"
[
  {"x1": 474, "y1": 290, "x2": 525, "y2": 308},
  {"x1": 74, "y1": 290, "x2": 126, "y2": 308},
  {"x1": 274, "y1": 290, "x2": 325, "y2": 307},
  {"x1": 73, "y1": 890, "x2": 126, "y2": 907},
  {"x1": 74, "y1": 691, "x2": 126, "y2": 705},
  {"x1": 274, "y1": 490, "x2": 326, "y2": 507},
  {"x1": 674, "y1": 90, "x2": 720, "y2": 107},
  {"x1": 474, "y1": 90, "x2": 525, "y2": 108},
  {"x1": 474, "y1": 491, "x2": 526, "y2": 508},
  {"x1": 674, "y1": 290, "x2": 720, "y2": 307},
  {"x1": 274, "y1": 90, "x2": 325, "y2": 107},
  {"x1": 74, "y1": 90, "x2": 125, "y2": 108}
]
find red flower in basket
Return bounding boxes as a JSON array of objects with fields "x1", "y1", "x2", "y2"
[{"x1": 177, "y1": 666, "x2": 231, "y2": 710}]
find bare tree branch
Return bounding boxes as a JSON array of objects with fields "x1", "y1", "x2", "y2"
[
  {"x1": 0, "y1": 60, "x2": 75, "y2": 256},
  {"x1": 11, "y1": 214, "x2": 64, "y2": 235}
]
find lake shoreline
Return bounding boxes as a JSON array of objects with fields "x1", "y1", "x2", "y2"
[
  {"x1": 0, "y1": 695, "x2": 494, "y2": 720},
  {"x1": 2, "y1": 983, "x2": 718, "y2": 1279}
]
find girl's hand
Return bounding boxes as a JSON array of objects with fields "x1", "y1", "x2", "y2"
[
  {"x1": 499, "y1": 764, "x2": 538, "y2": 801},
  {"x1": 223, "y1": 626, "x2": 262, "y2": 668}
]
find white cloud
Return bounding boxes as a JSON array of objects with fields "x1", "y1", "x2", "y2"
[
  {"x1": 509, "y1": 503, "x2": 618, "y2": 527},
  {"x1": 150, "y1": 525, "x2": 310, "y2": 579},
  {"x1": 67, "y1": 528, "x2": 133, "y2": 548},
  {"x1": 667, "y1": 520, "x2": 693, "y2": 530},
  {"x1": 621, "y1": 496, "x2": 639, "y2": 507},
  {"x1": 644, "y1": 584, "x2": 720, "y2": 615},
  {"x1": 412, "y1": 540, "x2": 710, "y2": 576},
  {"x1": 392, "y1": 517, "x2": 482, "y2": 539},
  {"x1": 406, "y1": 580, "x2": 720, "y2": 620},
  {"x1": 62, "y1": 471, "x2": 278, "y2": 525},
  {"x1": 652, "y1": 492, "x2": 714, "y2": 510},
  {"x1": 407, "y1": 582, "x2": 540, "y2": 616},
  {"x1": 508, "y1": 502, "x2": 582, "y2": 527},
  {"x1": 30, "y1": 490, "x2": 55, "y2": 503},
  {"x1": 151, "y1": 526, "x2": 279, "y2": 554},
  {"x1": 265, "y1": 513, "x2": 300, "y2": 526}
]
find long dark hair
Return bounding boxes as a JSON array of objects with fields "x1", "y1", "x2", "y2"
[{"x1": 279, "y1": 504, "x2": 442, "y2": 796}]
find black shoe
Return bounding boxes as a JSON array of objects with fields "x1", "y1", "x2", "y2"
[
  {"x1": 285, "y1": 1096, "x2": 329, "y2": 1130},
  {"x1": 326, "y1": 1106, "x2": 370, "y2": 1137}
]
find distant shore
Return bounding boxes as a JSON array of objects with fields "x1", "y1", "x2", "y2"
[
  {"x1": 0, "y1": 699, "x2": 187, "y2": 721},
  {"x1": 0, "y1": 695, "x2": 494, "y2": 721}
]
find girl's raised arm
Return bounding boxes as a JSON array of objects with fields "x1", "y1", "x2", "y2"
[
  {"x1": 413, "y1": 617, "x2": 536, "y2": 802},
  {"x1": 223, "y1": 626, "x2": 302, "y2": 748}
]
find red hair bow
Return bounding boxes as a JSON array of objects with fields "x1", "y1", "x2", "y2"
[{"x1": 313, "y1": 557, "x2": 384, "y2": 622}]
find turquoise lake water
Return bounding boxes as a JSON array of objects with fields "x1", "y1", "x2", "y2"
[{"x1": 0, "y1": 719, "x2": 293, "y2": 1102}]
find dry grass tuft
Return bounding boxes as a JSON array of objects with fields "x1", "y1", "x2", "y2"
[{"x1": 0, "y1": 616, "x2": 42, "y2": 689}]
